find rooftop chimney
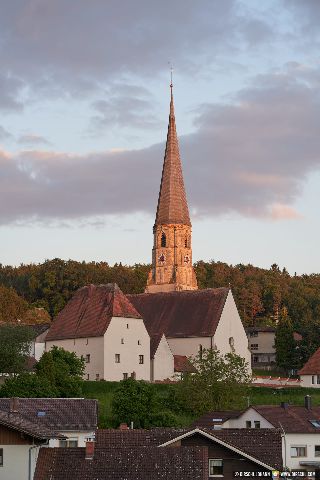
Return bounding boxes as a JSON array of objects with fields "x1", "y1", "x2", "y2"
[
  {"x1": 85, "y1": 437, "x2": 95, "y2": 460},
  {"x1": 131, "y1": 371, "x2": 136, "y2": 380},
  {"x1": 9, "y1": 397, "x2": 19, "y2": 413},
  {"x1": 119, "y1": 423, "x2": 129, "y2": 431},
  {"x1": 305, "y1": 395, "x2": 312, "y2": 410}
]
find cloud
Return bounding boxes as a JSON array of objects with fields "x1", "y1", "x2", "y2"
[
  {"x1": 1, "y1": 65, "x2": 320, "y2": 225},
  {"x1": 0, "y1": 126, "x2": 12, "y2": 141},
  {"x1": 17, "y1": 134, "x2": 51, "y2": 146}
]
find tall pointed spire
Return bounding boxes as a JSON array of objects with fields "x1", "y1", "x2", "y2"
[{"x1": 154, "y1": 84, "x2": 191, "y2": 227}]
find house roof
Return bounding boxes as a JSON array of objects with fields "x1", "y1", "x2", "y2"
[
  {"x1": 298, "y1": 347, "x2": 320, "y2": 375},
  {"x1": 29, "y1": 323, "x2": 51, "y2": 338},
  {"x1": 95, "y1": 427, "x2": 282, "y2": 470},
  {"x1": 174, "y1": 355, "x2": 197, "y2": 373},
  {"x1": 154, "y1": 85, "x2": 191, "y2": 227},
  {"x1": 127, "y1": 287, "x2": 229, "y2": 338},
  {"x1": 34, "y1": 446, "x2": 207, "y2": 480},
  {"x1": 0, "y1": 410, "x2": 64, "y2": 440},
  {"x1": 249, "y1": 405, "x2": 320, "y2": 433},
  {"x1": 46, "y1": 284, "x2": 141, "y2": 341},
  {"x1": 246, "y1": 326, "x2": 275, "y2": 333},
  {"x1": 150, "y1": 333, "x2": 163, "y2": 359},
  {"x1": 192, "y1": 410, "x2": 243, "y2": 428},
  {"x1": 0, "y1": 398, "x2": 98, "y2": 431}
]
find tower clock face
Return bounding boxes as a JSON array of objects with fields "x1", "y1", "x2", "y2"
[
  {"x1": 158, "y1": 253, "x2": 166, "y2": 264},
  {"x1": 184, "y1": 255, "x2": 190, "y2": 264}
]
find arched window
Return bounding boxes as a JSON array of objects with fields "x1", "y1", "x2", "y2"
[{"x1": 161, "y1": 232, "x2": 166, "y2": 247}]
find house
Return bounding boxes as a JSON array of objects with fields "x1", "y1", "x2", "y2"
[
  {"x1": 128, "y1": 287, "x2": 252, "y2": 369},
  {"x1": 28, "y1": 323, "x2": 51, "y2": 361},
  {"x1": 246, "y1": 326, "x2": 276, "y2": 369},
  {"x1": 298, "y1": 347, "x2": 320, "y2": 388},
  {"x1": 0, "y1": 397, "x2": 97, "y2": 479},
  {"x1": 34, "y1": 427, "x2": 282, "y2": 479},
  {"x1": 150, "y1": 333, "x2": 174, "y2": 381},
  {"x1": 194, "y1": 396, "x2": 320, "y2": 473},
  {"x1": 45, "y1": 283, "x2": 152, "y2": 381}
]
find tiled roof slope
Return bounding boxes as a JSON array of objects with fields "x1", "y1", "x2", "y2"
[
  {"x1": 46, "y1": 284, "x2": 141, "y2": 341},
  {"x1": 0, "y1": 411, "x2": 63, "y2": 440},
  {"x1": 154, "y1": 86, "x2": 191, "y2": 227},
  {"x1": 95, "y1": 427, "x2": 282, "y2": 470},
  {"x1": 298, "y1": 347, "x2": 320, "y2": 375},
  {"x1": 0, "y1": 398, "x2": 97, "y2": 431},
  {"x1": 192, "y1": 410, "x2": 243, "y2": 428},
  {"x1": 127, "y1": 287, "x2": 229, "y2": 338},
  {"x1": 34, "y1": 446, "x2": 207, "y2": 480},
  {"x1": 174, "y1": 355, "x2": 197, "y2": 373},
  {"x1": 150, "y1": 333, "x2": 163, "y2": 358},
  {"x1": 252, "y1": 405, "x2": 320, "y2": 433}
]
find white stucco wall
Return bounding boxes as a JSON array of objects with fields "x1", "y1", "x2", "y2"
[
  {"x1": 300, "y1": 375, "x2": 320, "y2": 388},
  {"x1": 152, "y1": 335, "x2": 174, "y2": 381},
  {"x1": 227, "y1": 408, "x2": 274, "y2": 429},
  {"x1": 104, "y1": 317, "x2": 150, "y2": 381},
  {"x1": 45, "y1": 336, "x2": 104, "y2": 381},
  {"x1": 167, "y1": 336, "x2": 212, "y2": 358},
  {"x1": 0, "y1": 444, "x2": 40, "y2": 480},
  {"x1": 214, "y1": 291, "x2": 252, "y2": 370},
  {"x1": 49, "y1": 430, "x2": 95, "y2": 447},
  {"x1": 34, "y1": 342, "x2": 45, "y2": 361},
  {"x1": 284, "y1": 433, "x2": 320, "y2": 471}
]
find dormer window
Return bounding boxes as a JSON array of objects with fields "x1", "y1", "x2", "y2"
[{"x1": 161, "y1": 232, "x2": 166, "y2": 247}]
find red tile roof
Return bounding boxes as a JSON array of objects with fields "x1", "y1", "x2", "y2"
[
  {"x1": 193, "y1": 410, "x2": 243, "y2": 428},
  {"x1": 0, "y1": 411, "x2": 64, "y2": 440},
  {"x1": 127, "y1": 287, "x2": 229, "y2": 338},
  {"x1": 150, "y1": 333, "x2": 163, "y2": 358},
  {"x1": 298, "y1": 347, "x2": 320, "y2": 375},
  {"x1": 174, "y1": 355, "x2": 197, "y2": 373},
  {"x1": 46, "y1": 284, "x2": 141, "y2": 341},
  {"x1": 250, "y1": 405, "x2": 320, "y2": 433}
]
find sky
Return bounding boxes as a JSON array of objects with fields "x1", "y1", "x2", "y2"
[{"x1": 1, "y1": 0, "x2": 320, "y2": 274}]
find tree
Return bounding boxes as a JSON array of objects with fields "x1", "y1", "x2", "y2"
[
  {"x1": 176, "y1": 348, "x2": 251, "y2": 416},
  {"x1": 0, "y1": 285, "x2": 28, "y2": 323},
  {"x1": 275, "y1": 307, "x2": 297, "y2": 373},
  {"x1": 0, "y1": 373, "x2": 57, "y2": 397},
  {"x1": 0, "y1": 324, "x2": 34, "y2": 376}
]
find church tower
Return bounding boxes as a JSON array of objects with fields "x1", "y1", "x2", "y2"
[{"x1": 145, "y1": 83, "x2": 198, "y2": 293}]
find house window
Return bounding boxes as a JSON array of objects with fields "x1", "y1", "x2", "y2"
[
  {"x1": 290, "y1": 446, "x2": 307, "y2": 457},
  {"x1": 87, "y1": 374, "x2": 90, "y2": 380},
  {"x1": 317, "y1": 375, "x2": 320, "y2": 384},
  {"x1": 251, "y1": 344, "x2": 258, "y2": 350},
  {"x1": 253, "y1": 356, "x2": 259, "y2": 363},
  {"x1": 161, "y1": 232, "x2": 166, "y2": 247},
  {"x1": 0, "y1": 448, "x2": 3, "y2": 466},
  {"x1": 138, "y1": 340, "x2": 141, "y2": 345},
  {"x1": 139, "y1": 355, "x2": 144, "y2": 364},
  {"x1": 121, "y1": 338, "x2": 124, "y2": 344},
  {"x1": 86, "y1": 338, "x2": 89, "y2": 345},
  {"x1": 254, "y1": 421, "x2": 260, "y2": 429},
  {"x1": 115, "y1": 354, "x2": 120, "y2": 363},
  {"x1": 59, "y1": 438, "x2": 78, "y2": 448},
  {"x1": 209, "y1": 459, "x2": 223, "y2": 476},
  {"x1": 123, "y1": 373, "x2": 128, "y2": 380},
  {"x1": 85, "y1": 354, "x2": 90, "y2": 363},
  {"x1": 95, "y1": 373, "x2": 100, "y2": 381},
  {"x1": 312, "y1": 376, "x2": 315, "y2": 384},
  {"x1": 199, "y1": 344, "x2": 203, "y2": 359},
  {"x1": 246, "y1": 420, "x2": 252, "y2": 428},
  {"x1": 127, "y1": 324, "x2": 129, "y2": 329},
  {"x1": 315, "y1": 446, "x2": 320, "y2": 457}
]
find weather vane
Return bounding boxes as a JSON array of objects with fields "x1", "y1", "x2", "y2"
[{"x1": 168, "y1": 62, "x2": 173, "y2": 88}]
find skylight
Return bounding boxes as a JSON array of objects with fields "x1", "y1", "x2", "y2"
[
  {"x1": 310, "y1": 420, "x2": 320, "y2": 428},
  {"x1": 37, "y1": 411, "x2": 46, "y2": 417}
]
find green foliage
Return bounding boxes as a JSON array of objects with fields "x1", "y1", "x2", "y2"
[
  {"x1": 275, "y1": 307, "x2": 298, "y2": 372},
  {"x1": 0, "y1": 373, "x2": 57, "y2": 397},
  {"x1": 176, "y1": 348, "x2": 251, "y2": 416},
  {"x1": 0, "y1": 324, "x2": 34, "y2": 376},
  {"x1": 149, "y1": 410, "x2": 181, "y2": 427}
]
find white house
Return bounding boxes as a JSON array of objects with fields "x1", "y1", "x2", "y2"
[{"x1": 299, "y1": 347, "x2": 320, "y2": 388}]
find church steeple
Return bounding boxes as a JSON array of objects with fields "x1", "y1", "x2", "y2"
[{"x1": 145, "y1": 83, "x2": 198, "y2": 294}]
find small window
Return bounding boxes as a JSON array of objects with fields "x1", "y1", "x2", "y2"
[
  {"x1": 254, "y1": 421, "x2": 260, "y2": 429},
  {"x1": 184, "y1": 237, "x2": 188, "y2": 248},
  {"x1": 315, "y1": 446, "x2": 320, "y2": 457},
  {"x1": 312, "y1": 376, "x2": 315, "y2": 384},
  {"x1": 121, "y1": 338, "x2": 124, "y2": 344},
  {"x1": 127, "y1": 324, "x2": 129, "y2": 329},
  {"x1": 253, "y1": 356, "x2": 259, "y2": 363},
  {"x1": 123, "y1": 373, "x2": 128, "y2": 380},
  {"x1": 161, "y1": 232, "x2": 166, "y2": 247},
  {"x1": 95, "y1": 373, "x2": 100, "y2": 381},
  {"x1": 251, "y1": 344, "x2": 258, "y2": 350},
  {"x1": 199, "y1": 344, "x2": 203, "y2": 359},
  {"x1": 86, "y1": 338, "x2": 89, "y2": 345},
  {"x1": 59, "y1": 438, "x2": 78, "y2": 448},
  {"x1": 317, "y1": 375, "x2": 320, "y2": 384},
  {"x1": 138, "y1": 340, "x2": 141, "y2": 345},
  {"x1": 139, "y1": 355, "x2": 144, "y2": 364},
  {"x1": 290, "y1": 446, "x2": 307, "y2": 457},
  {"x1": 246, "y1": 420, "x2": 252, "y2": 428},
  {"x1": 209, "y1": 459, "x2": 223, "y2": 476},
  {"x1": 115, "y1": 354, "x2": 120, "y2": 363},
  {"x1": 85, "y1": 354, "x2": 90, "y2": 363},
  {"x1": 0, "y1": 448, "x2": 3, "y2": 466},
  {"x1": 86, "y1": 374, "x2": 90, "y2": 380}
]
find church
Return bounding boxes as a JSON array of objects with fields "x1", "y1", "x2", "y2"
[{"x1": 45, "y1": 83, "x2": 251, "y2": 381}]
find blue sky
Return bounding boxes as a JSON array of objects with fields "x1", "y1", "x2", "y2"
[{"x1": 1, "y1": 0, "x2": 320, "y2": 274}]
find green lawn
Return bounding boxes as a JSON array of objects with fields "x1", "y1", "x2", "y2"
[{"x1": 82, "y1": 381, "x2": 320, "y2": 428}]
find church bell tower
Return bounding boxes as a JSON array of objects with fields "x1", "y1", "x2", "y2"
[{"x1": 145, "y1": 83, "x2": 198, "y2": 293}]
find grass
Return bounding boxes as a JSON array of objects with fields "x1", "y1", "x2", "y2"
[{"x1": 82, "y1": 381, "x2": 320, "y2": 428}]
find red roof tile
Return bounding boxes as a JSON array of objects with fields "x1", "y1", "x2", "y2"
[
  {"x1": 298, "y1": 347, "x2": 320, "y2": 375},
  {"x1": 46, "y1": 284, "x2": 141, "y2": 341},
  {"x1": 150, "y1": 333, "x2": 163, "y2": 358},
  {"x1": 251, "y1": 405, "x2": 320, "y2": 433},
  {"x1": 174, "y1": 355, "x2": 197, "y2": 373},
  {"x1": 127, "y1": 287, "x2": 229, "y2": 338}
]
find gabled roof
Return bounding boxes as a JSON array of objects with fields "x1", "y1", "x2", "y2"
[
  {"x1": 298, "y1": 347, "x2": 320, "y2": 375},
  {"x1": 29, "y1": 323, "x2": 51, "y2": 338},
  {"x1": 34, "y1": 446, "x2": 207, "y2": 480},
  {"x1": 248, "y1": 405, "x2": 320, "y2": 433},
  {"x1": 0, "y1": 398, "x2": 98, "y2": 431},
  {"x1": 154, "y1": 85, "x2": 191, "y2": 227},
  {"x1": 174, "y1": 355, "x2": 197, "y2": 373},
  {"x1": 193, "y1": 410, "x2": 243, "y2": 428},
  {"x1": 150, "y1": 333, "x2": 163, "y2": 359},
  {"x1": 127, "y1": 287, "x2": 229, "y2": 338},
  {"x1": 46, "y1": 284, "x2": 141, "y2": 341},
  {"x1": 0, "y1": 411, "x2": 64, "y2": 440}
]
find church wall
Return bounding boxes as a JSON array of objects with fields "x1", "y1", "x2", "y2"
[
  {"x1": 153, "y1": 335, "x2": 175, "y2": 381},
  {"x1": 167, "y1": 336, "x2": 212, "y2": 358},
  {"x1": 104, "y1": 317, "x2": 150, "y2": 381},
  {"x1": 214, "y1": 291, "x2": 251, "y2": 370}
]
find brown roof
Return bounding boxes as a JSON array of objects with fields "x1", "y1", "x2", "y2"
[
  {"x1": 150, "y1": 333, "x2": 163, "y2": 358},
  {"x1": 299, "y1": 347, "x2": 320, "y2": 375},
  {"x1": 154, "y1": 86, "x2": 191, "y2": 227},
  {"x1": 0, "y1": 411, "x2": 64, "y2": 440},
  {"x1": 46, "y1": 284, "x2": 141, "y2": 341},
  {"x1": 0, "y1": 398, "x2": 97, "y2": 431},
  {"x1": 127, "y1": 287, "x2": 229, "y2": 338},
  {"x1": 250, "y1": 404, "x2": 320, "y2": 433},
  {"x1": 174, "y1": 355, "x2": 197, "y2": 373},
  {"x1": 192, "y1": 410, "x2": 243, "y2": 428},
  {"x1": 246, "y1": 326, "x2": 275, "y2": 333},
  {"x1": 34, "y1": 446, "x2": 207, "y2": 480}
]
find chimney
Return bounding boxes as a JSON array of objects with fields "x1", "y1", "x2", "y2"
[
  {"x1": 9, "y1": 397, "x2": 19, "y2": 413},
  {"x1": 119, "y1": 423, "x2": 129, "y2": 431},
  {"x1": 131, "y1": 371, "x2": 136, "y2": 380},
  {"x1": 85, "y1": 437, "x2": 95, "y2": 460},
  {"x1": 280, "y1": 402, "x2": 289, "y2": 409},
  {"x1": 305, "y1": 395, "x2": 312, "y2": 410}
]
